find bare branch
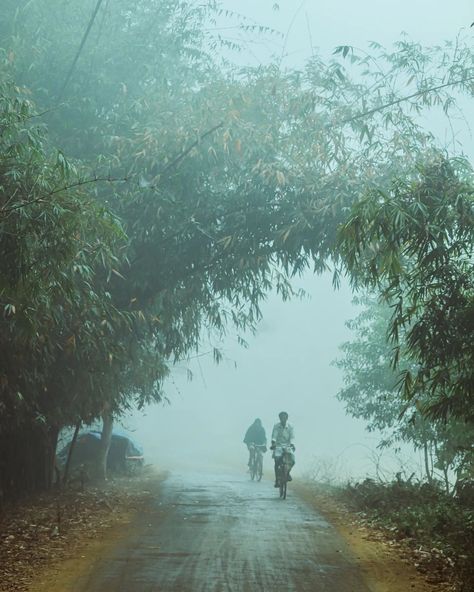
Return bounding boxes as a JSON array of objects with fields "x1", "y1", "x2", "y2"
[{"x1": 341, "y1": 75, "x2": 474, "y2": 126}]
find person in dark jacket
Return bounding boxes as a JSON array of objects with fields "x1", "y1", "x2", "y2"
[{"x1": 243, "y1": 418, "x2": 267, "y2": 467}]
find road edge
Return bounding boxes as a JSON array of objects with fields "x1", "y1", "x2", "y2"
[
  {"x1": 26, "y1": 469, "x2": 167, "y2": 592},
  {"x1": 295, "y1": 481, "x2": 447, "y2": 592}
]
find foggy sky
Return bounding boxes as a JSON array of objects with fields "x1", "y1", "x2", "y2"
[
  {"x1": 127, "y1": 0, "x2": 472, "y2": 481},
  {"x1": 129, "y1": 272, "x2": 420, "y2": 480},
  {"x1": 219, "y1": 0, "x2": 473, "y2": 63}
]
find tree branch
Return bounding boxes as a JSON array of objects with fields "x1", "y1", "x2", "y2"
[
  {"x1": 341, "y1": 75, "x2": 474, "y2": 125},
  {"x1": 158, "y1": 121, "x2": 224, "y2": 178},
  {"x1": 0, "y1": 175, "x2": 129, "y2": 216},
  {"x1": 58, "y1": 0, "x2": 105, "y2": 100}
]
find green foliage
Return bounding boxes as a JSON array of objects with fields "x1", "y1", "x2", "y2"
[
  {"x1": 337, "y1": 159, "x2": 474, "y2": 424},
  {"x1": 342, "y1": 478, "x2": 474, "y2": 591},
  {"x1": 0, "y1": 69, "x2": 137, "y2": 429},
  {"x1": 335, "y1": 294, "x2": 474, "y2": 485},
  {"x1": 335, "y1": 296, "x2": 420, "y2": 436},
  {"x1": 1, "y1": 1, "x2": 474, "y2": 496}
]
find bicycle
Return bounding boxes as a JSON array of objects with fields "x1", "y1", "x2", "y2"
[
  {"x1": 248, "y1": 444, "x2": 266, "y2": 481},
  {"x1": 275, "y1": 445, "x2": 294, "y2": 499}
]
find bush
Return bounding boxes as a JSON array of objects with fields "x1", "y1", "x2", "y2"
[{"x1": 341, "y1": 478, "x2": 474, "y2": 591}]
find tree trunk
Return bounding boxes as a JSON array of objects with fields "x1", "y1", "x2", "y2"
[
  {"x1": 62, "y1": 421, "x2": 81, "y2": 486},
  {"x1": 442, "y1": 465, "x2": 450, "y2": 495},
  {"x1": 94, "y1": 411, "x2": 113, "y2": 481},
  {"x1": 0, "y1": 420, "x2": 59, "y2": 502},
  {"x1": 433, "y1": 439, "x2": 450, "y2": 494},
  {"x1": 423, "y1": 441, "x2": 433, "y2": 484}
]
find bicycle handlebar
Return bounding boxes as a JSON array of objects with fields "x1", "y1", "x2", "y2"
[{"x1": 273, "y1": 444, "x2": 295, "y2": 452}]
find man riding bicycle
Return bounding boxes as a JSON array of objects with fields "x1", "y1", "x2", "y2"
[
  {"x1": 270, "y1": 411, "x2": 295, "y2": 487},
  {"x1": 243, "y1": 418, "x2": 267, "y2": 468}
]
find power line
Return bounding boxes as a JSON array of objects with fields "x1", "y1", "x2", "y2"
[{"x1": 58, "y1": 0, "x2": 105, "y2": 101}]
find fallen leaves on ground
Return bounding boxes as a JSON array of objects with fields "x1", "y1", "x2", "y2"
[
  {"x1": 0, "y1": 474, "x2": 155, "y2": 592},
  {"x1": 298, "y1": 483, "x2": 456, "y2": 592}
]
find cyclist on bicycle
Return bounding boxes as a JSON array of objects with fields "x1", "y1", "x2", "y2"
[
  {"x1": 243, "y1": 418, "x2": 267, "y2": 468},
  {"x1": 270, "y1": 411, "x2": 295, "y2": 487}
]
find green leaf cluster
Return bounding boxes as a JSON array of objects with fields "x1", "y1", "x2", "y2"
[
  {"x1": 337, "y1": 159, "x2": 474, "y2": 425},
  {"x1": 335, "y1": 294, "x2": 474, "y2": 485},
  {"x1": 1, "y1": 1, "x2": 473, "y2": 496}
]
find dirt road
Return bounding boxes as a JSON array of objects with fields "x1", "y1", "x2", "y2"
[{"x1": 37, "y1": 470, "x2": 374, "y2": 592}]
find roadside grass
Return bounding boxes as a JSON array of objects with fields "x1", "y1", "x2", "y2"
[{"x1": 336, "y1": 478, "x2": 474, "y2": 592}]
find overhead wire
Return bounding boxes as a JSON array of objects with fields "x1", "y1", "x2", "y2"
[{"x1": 58, "y1": 0, "x2": 105, "y2": 101}]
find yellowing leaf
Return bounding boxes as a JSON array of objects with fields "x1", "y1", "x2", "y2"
[
  {"x1": 219, "y1": 235, "x2": 233, "y2": 249},
  {"x1": 65, "y1": 335, "x2": 76, "y2": 351},
  {"x1": 276, "y1": 171, "x2": 286, "y2": 186},
  {"x1": 208, "y1": 146, "x2": 218, "y2": 161},
  {"x1": 111, "y1": 268, "x2": 126, "y2": 280}
]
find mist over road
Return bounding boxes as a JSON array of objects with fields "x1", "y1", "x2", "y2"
[{"x1": 69, "y1": 471, "x2": 370, "y2": 592}]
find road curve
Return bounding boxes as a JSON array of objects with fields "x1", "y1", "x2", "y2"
[{"x1": 71, "y1": 471, "x2": 370, "y2": 592}]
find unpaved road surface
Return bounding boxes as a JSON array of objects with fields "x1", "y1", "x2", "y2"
[{"x1": 50, "y1": 471, "x2": 373, "y2": 592}]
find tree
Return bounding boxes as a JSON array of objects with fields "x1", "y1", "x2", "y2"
[
  {"x1": 1, "y1": 1, "x2": 474, "y2": 496},
  {"x1": 0, "y1": 69, "x2": 139, "y2": 496},
  {"x1": 334, "y1": 295, "x2": 474, "y2": 488},
  {"x1": 336, "y1": 159, "x2": 474, "y2": 426}
]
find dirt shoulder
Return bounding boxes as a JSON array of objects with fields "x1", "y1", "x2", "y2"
[
  {"x1": 296, "y1": 482, "x2": 453, "y2": 592},
  {"x1": 0, "y1": 468, "x2": 165, "y2": 592},
  {"x1": 3, "y1": 471, "x2": 456, "y2": 592}
]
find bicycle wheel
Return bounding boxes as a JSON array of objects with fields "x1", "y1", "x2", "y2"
[
  {"x1": 249, "y1": 454, "x2": 256, "y2": 481},
  {"x1": 278, "y1": 465, "x2": 287, "y2": 499},
  {"x1": 249, "y1": 459, "x2": 256, "y2": 480},
  {"x1": 256, "y1": 454, "x2": 263, "y2": 482},
  {"x1": 279, "y1": 475, "x2": 286, "y2": 498}
]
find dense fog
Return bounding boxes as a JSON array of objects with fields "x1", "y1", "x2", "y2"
[
  {"x1": 120, "y1": 0, "x2": 473, "y2": 481},
  {"x1": 1, "y1": 2, "x2": 473, "y2": 589},
  {"x1": 128, "y1": 273, "x2": 426, "y2": 479},
  {"x1": 1, "y1": 0, "x2": 472, "y2": 499}
]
